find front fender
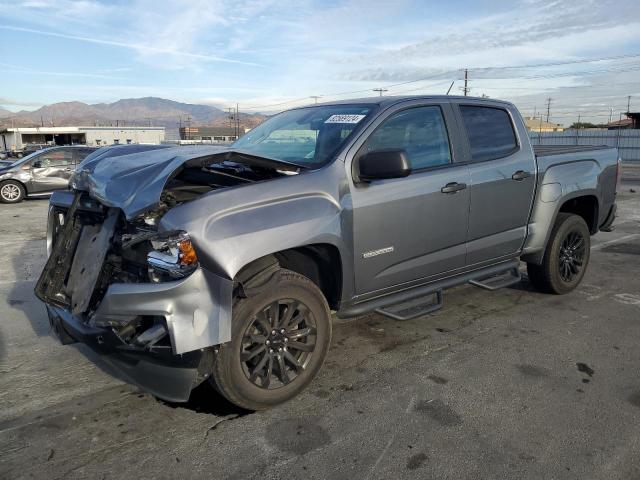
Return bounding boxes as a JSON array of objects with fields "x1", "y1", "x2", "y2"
[{"x1": 159, "y1": 167, "x2": 349, "y2": 282}]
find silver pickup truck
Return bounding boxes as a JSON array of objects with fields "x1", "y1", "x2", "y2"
[{"x1": 35, "y1": 96, "x2": 619, "y2": 410}]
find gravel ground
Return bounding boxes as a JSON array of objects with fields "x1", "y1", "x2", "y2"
[{"x1": 1, "y1": 178, "x2": 639, "y2": 480}]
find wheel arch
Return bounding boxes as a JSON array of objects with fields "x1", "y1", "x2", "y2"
[
  {"x1": 234, "y1": 243, "x2": 344, "y2": 311},
  {"x1": 558, "y1": 194, "x2": 599, "y2": 234},
  {"x1": 522, "y1": 191, "x2": 599, "y2": 265}
]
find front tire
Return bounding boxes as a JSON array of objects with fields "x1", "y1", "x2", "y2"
[
  {"x1": 211, "y1": 269, "x2": 332, "y2": 410},
  {"x1": 527, "y1": 213, "x2": 590, "y2": 294},
  {"x1": 0, "y1": 180, "x2": 26, "y2": 203}
]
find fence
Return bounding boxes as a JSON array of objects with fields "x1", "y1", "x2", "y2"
[{"x1": 528, "y1": 129, "x2": 640, "y2": 162}]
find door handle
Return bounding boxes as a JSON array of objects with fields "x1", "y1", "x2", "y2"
[
  {"x1": 441, "y1": 182, "x2": 467, "y2": 194},
  {"x1": 512, "y1": 170, "x2": 531, "y2": 181}
]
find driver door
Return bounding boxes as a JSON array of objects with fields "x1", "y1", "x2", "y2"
[
  {"x1": 348, "y1": 102, "x2": 471, "y2": 296},
  {"x1": 30, "y1": 149, "x2": 75, "y2": 193}
]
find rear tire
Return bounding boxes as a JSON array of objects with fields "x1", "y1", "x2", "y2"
[
  {"x1": 211, "y1": 268, "x2": 332, "y2": 410},
  {"x1": 526, "y1": 213, "x2": 590, "y2": 294},
  {"x1": 0, "y1": 180, "x2": 26, "y2": 204}
]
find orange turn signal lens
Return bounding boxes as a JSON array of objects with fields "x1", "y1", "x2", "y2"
[{"x1": 178, "y1": 239, "x2": 198, "y2": 265}]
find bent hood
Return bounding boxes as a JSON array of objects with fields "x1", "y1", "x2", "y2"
[{"x1": 71, "y1": 145, "x2": 299, "y2": 219}]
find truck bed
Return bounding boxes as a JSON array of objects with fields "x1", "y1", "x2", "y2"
[{"x1": 533, "y1": 145, "x2": 610, "y2": 157}]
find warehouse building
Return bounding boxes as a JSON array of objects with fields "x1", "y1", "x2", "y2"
[
  {"x1": 179, "y1": 126, "x2": 248, "y2": 143},
  {"x1": 0, "y1": 126, "x2": 165, "y2": 152},
  {"x1": 524, "y1": 117, "x2": 565, "y2": 132}
]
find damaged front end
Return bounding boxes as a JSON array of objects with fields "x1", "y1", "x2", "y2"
[
  {"x1": 35, "y1": 190, "x2": 232, "y2": 402},
  {"x1": 34, "y1": 146, "x2": 302, "y2": 401}
]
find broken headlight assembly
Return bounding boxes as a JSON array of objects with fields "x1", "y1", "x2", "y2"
[{"x1": 147, "y1": 231, "x2": 199, "y2": 282}]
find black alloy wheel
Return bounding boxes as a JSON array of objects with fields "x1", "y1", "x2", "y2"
[
  {"x1": 211, "y1": 269, "x2": 331, "y2": 410},
  {"x1": 558, "y1": 230, "x2": 586, "y2": 282},
  {"x1": 240, "y1": 299, "x2": 317, "y2": 389},
  {"x1": 526, "y1": 213, "x2": 591, "y2": 294}
]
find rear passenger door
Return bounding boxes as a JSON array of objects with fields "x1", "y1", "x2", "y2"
[
  {"x1": 454, "y1": 103, "x2": 536, "y2": 265},
  {"x1": 348, "y1": 102, "x2": 471, "y2": 295}
]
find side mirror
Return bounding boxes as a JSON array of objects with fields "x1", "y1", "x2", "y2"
[
  {"x1": 32, "y1": 160, "x2": 42, "y2": 169},
  {"x1": 357, "y1": 149, "x2": 411, "y2": 182}
]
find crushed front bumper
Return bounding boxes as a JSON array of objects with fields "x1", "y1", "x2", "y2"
[
  {"x1": 46, "y1": 304, "x2": 205, "y2": 402},
  {"x1": 36, "y1": 190, "x2": 235, "y2": 401}
]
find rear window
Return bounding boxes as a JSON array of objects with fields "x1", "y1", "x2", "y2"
[{"x1": 459, "y1": 106, "x2": 518, "y2": 162}]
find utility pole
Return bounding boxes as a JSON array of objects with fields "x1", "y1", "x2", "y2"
[
  {"x1": 310, "y1": 96, "x2": 321, "y2": 104},
  {"x1": 235, "y1": 103, "x2": 240, "y2": 138},
  {"x1": 627, "y1": 95, "x2": 632, "y2": 113},
  {"x1": 186, "y1": 115, "x2": 191, "y2": 140},
  {"x1": 372, "y1": 88, "x2": 388, "y2": 96},
  {"x1": 462, "y1": 69, "x2": 469, "y2": 96},
  {"x1": 545, "y1": 97, "x2": 552, "y2": 123},
  {"x1": 609, "y1": 108, "x2": 613, "y2": 124}
]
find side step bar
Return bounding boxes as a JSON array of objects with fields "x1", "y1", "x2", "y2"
[
  {"x1": 375, "y1": 291, "x2": 443, "y2": 321},
  {"x1": 468, "y1": 267, "x2": 521, "y2": 291},
  {"x1": 339, "y1": 260, "x2": 520, "y2": 320}
]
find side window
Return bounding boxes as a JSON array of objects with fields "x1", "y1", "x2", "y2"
[
  {"x1": 459, "y1": 106, "x2": 518, "y2": 162},
  {"x1": 361, "y1": 106, "x2": 451, "y2": 170},
  {"x1": 74, "y1": 149, "x2": 93, "y2": 163},
  {"x1": 35, "y1": 150, "x2": 74, "y2": 167}
]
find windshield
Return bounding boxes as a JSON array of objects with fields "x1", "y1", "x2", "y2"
[{"x1": 232, "y1": 104, "x2": 375, "y2": 168}]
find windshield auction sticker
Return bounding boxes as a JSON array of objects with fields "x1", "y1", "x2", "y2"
[{"x1": 324, "y1": 114, "x2": 366, "y2": 124}]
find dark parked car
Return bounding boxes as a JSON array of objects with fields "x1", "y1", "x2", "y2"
[{"x1": 0, "y1": 146, "x2": 97, "y2": 203}]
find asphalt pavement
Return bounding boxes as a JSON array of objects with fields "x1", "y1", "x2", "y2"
[{"x1": 1, "y1": 179, "x2": 639, "y2": 479}]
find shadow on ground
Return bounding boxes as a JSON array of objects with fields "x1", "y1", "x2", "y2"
[{"x1": 162, "y1": 381, "x2": 251, "y2": 417}]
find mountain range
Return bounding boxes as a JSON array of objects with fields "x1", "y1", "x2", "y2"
[{"x1": 0, "y1": 97, "x2": 266, "y2": 130}]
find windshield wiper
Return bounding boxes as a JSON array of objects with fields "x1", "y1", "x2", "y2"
[{"x1": 223, "y1": 150, "x2": 307, "y2": 171}]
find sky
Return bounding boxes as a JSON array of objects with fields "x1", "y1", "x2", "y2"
[{"x1": 0, "y1": 0, "x2": 639, "y2": 125}]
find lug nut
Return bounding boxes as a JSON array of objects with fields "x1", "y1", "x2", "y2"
[
  {"x1": 266, "y1": 340, "x2": 270, "y2": 345},
  {"x1": 280, "y1": 329, "x2": 285, "y2": 334},
  {"x1": 278, "y1": 347, "x2": 283, "y2": 352},
  {"x1": 272, "y1": 330, "x2": 276, "y2": 335},
  {"x1": 284, "y1": 338, "x2": 288, "y2": 343},
  {"x1": 269, "y1": 349, "x2": 274, "y2": 354}
]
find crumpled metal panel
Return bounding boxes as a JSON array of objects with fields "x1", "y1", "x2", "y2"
[{"x1": 91, "y1": 267, "x2": 233, "y2": 354}]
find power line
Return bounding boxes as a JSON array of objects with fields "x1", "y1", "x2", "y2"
[
  {"x1": 237, "y1": 53, "x2": 640, "y2": 112},
  {"x1": 466, "y1": 52, "x2": 640, "y2": 71}
]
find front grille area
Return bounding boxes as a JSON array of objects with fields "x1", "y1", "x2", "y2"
[{"x1": 35, "y1": 193, "x2": 116, "y2": 315}]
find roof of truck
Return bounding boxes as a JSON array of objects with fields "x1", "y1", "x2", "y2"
[{"x1": 299, "y1": 95, "x2": 514, "y2": 109}]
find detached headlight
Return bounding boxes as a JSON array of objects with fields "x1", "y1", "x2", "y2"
[{"x1": 147, "y1": 231, "x2": 198, "y2": 282}]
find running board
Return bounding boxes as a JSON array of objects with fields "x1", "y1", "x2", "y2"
[
  {"x1": 375, "y1": 291, "x2": 443, "y2": 321},
  {"x1": 337, "y1": 260, "x2": 520, "y2": 320},
  {"x1": 468, "y1": 267, "x2": 521, "y2": 291}
]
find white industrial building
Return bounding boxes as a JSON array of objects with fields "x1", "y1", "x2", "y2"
[{"x1": 0, "y1": 126, "x2": 165, "y2": 151}]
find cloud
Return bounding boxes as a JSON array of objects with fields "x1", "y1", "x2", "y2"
[
  {"x1": 0, "y1": 61, "x2": 128, "y2": 79},
  {"x1": 0, "y1": 97, "x2": 42, "y2": 108},
  {"x1": 0, "y1": 25, "x2": 262, "y2": 67}
]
